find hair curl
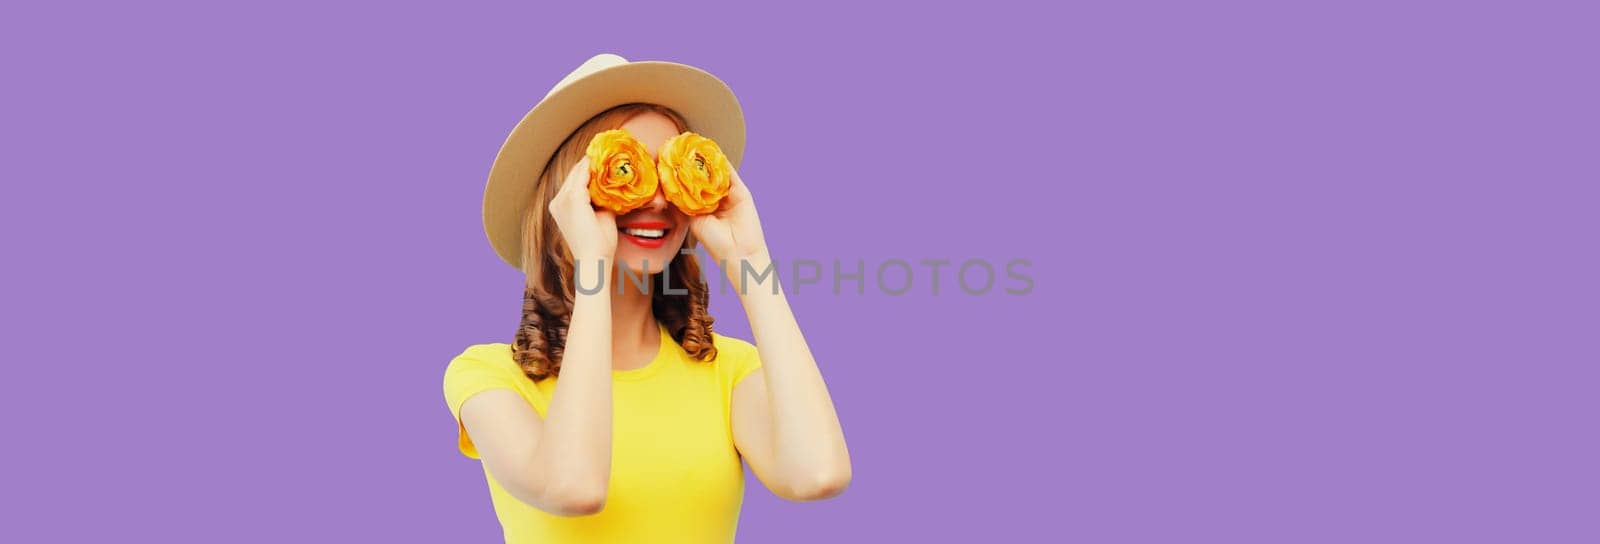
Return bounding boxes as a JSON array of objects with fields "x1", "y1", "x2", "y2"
[{"x1": 512, "y1": 103, "x2": 718, "y2": 381}]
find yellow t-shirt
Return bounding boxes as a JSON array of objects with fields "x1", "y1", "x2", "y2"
[{"x1": 442, "y1": 324, "x2": 763, "y2": 543}]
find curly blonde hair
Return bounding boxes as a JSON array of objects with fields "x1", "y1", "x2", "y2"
[{"x1": 512, "y1": 103, "x2": 718, "y2": 381}]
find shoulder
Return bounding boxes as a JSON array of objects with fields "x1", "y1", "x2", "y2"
[
  {"x1": 442, "y1": 342, "x2": 548, "y2": 415},
  {"x1": 440, "y1": 343, "x2": 534, "y2": 459},
  {"x1": 456, "y1": 342, "x2": 515, "y2": 360},
  {"x1": 447, "y1": 342, "x2": 516, "y2": 367},
  {"x1": 708, "y1": 333, "x2": 762, "y2": 385},
  {"x1": 443, "y1": 343, "x2": 525, "y2": 387},
  {"x1": 711, "y1": 333, "x2": 757, "y2": 360}
]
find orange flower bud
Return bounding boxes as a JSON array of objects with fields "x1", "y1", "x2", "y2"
[
  {"x1": 657, "y1": 132, "x2": 732, "y2": 216},
  {"x1": 586, "y1": 129, "x2": 658, "y2": 213}
]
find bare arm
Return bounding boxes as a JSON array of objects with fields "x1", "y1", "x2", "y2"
[
  {"x1": 458, "y1": 156, "x2": 618, "y2": 516},
  {"x1": 728, "y1": 253, "x2": 852, "y2": 501},
  {"x1": 691, "y1": 169, "x2": 851, "y2": 501},
  {"x1": 459, "y1": 285, "x2": 613, "y2": 516}
]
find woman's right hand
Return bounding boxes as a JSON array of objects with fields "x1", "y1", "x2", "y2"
[{"x1": 549, "y1": 156, "x2": 618, "y2": 262}]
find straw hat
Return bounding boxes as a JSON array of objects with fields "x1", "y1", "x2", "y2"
[{"x1": 482, "y1": 53, "x2": 746, "y2": 270}]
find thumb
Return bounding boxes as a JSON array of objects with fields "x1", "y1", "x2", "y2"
[
  {"x1": 688, "y1": 214, "x2": 715, "y2": 236},
  {"x1": 689, "y1": 214, "x2": 730, "y2": 250}
]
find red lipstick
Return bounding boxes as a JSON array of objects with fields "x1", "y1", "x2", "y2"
[{"x1": 617, "y1": 221, "x2": 672, "y2": 249}]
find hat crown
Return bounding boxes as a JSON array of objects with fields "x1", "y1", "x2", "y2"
[{"x1": 546, "y1": 53, "x2": 629, "y2": 99}]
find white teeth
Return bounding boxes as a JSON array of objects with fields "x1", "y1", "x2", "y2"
[{"x1": 623, "y1": 228, "x2": 666, "y2": 239}]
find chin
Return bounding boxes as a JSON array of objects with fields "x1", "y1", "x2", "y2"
[{"x1": 614, "y1": 239, "x2": 685, "y2": 276}]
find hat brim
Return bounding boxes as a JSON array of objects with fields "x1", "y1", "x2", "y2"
[{"x1": 482, "y1": 60, "x2": 746, "y2": 271}]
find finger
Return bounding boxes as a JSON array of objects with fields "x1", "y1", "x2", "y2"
[
  {"x1": 728, "y1": 168, "x2": 753, "y2": 201},
  {"x1": 563, "y1": 156, "x2": 592, "y2": 195},
  {"x1": 572, "y1": 181, "x2": 594, "y2": 206},
  {"x1": 570, "y1": 179, "x2": 597, "y2": 208}
]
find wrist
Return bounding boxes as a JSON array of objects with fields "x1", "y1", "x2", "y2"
[
  {"x1": 570, "y1": 255, "x2": 614, "y2": 295},
  {"x1": 721, "y1": 251, "x2": 783, "y2": 296},
  {"x1": 710, "y1": 244, "x2": 769, "y2": 267}
]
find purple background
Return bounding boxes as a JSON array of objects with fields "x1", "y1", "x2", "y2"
[{"x1": 3, "y1": 1, "x2": 1596, "y2": 542}]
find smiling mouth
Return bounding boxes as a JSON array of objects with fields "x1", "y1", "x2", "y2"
[{"x1": 620, "y1": 227, "x2": 667, "y2": 240}]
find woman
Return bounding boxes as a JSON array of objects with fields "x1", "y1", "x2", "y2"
[{"x1": 442, "y1": 54, "x2": 851, "y2": 543}]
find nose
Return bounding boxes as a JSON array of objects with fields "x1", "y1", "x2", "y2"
[{"x1": 643, "y1": 185, "x2": 669, "y2": 211}]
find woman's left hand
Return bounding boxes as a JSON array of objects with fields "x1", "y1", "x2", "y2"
[{"x1": 690, "y1": 169, "x2": 769, "y2": 264}]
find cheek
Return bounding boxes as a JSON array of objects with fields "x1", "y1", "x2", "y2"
[{"x1": 671, "y1": 212, "x2": 692, "y2": 244}]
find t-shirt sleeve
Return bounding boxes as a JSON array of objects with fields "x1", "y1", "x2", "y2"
[
  {"x1": 442, "y1": 347, "x2": 523, "y2": 459},
  {"x1": 716, "y1": 334, "x2": 764, "y2": 393}
]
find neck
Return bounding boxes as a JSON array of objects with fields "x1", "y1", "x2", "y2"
[{"x1": 610, "y1": 268, "x2": 658, "y2": 371}]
